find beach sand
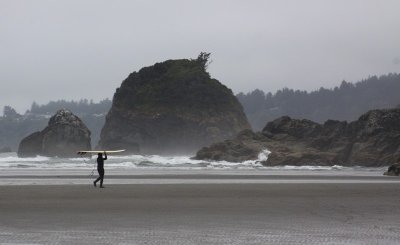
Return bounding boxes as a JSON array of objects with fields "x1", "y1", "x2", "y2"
[{"x1": 1, "y1": 177, "x2": 400, "y2": 244}]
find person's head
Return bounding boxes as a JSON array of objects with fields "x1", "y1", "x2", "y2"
[{"x1": 98, "y1": 153, "x2": 102, "y2": 158}]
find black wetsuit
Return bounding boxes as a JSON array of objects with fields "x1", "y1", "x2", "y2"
[{"x1": 94, "y1": 153, "x2": 107, "y2": 187}]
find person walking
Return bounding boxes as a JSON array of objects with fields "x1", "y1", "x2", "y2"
[{"x1": 94, "y1": 151, "x2": 107, "y2": 188}]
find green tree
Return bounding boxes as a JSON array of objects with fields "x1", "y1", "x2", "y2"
[{"x1": 196, "y1": 52, "x2": 212, "y2": 71}]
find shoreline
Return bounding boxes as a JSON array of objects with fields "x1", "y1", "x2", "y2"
[
  {"x1": 0, "y1": 168, "x2": 398, "y2": 185},
  {"x1": 1, "y1": 183, "x2": 400, "y2": 244}
]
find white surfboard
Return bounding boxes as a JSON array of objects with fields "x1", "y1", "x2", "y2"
[{"x1": 77, "y1": 149, "x2": 126, "y2": 155}]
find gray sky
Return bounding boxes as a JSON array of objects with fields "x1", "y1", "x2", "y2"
[{"x1": 1, "y1": 0, "x2": 400, "y2": 114}]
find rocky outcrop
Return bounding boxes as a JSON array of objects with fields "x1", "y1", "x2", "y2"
[
  {"x1": 98, "y1": 55, "x2": 250, "y2": 154},
  {"x1": 195, "y1": 108, "x2": 400, "y2": 166},
  {"x1": 18, "y1": 109, "x2": 91, "y2": 157},
  {"x1": 384, "y1": 163, "x2": 400, "y2": 176}
]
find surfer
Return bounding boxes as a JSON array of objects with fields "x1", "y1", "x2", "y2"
[{"x1": 94, "y1": 151, "x2": 107, "y2": 188}]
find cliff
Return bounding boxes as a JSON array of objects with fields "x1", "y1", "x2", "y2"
[{"x1": 99, "y1": 55, "x2": 250, "y2": 154}]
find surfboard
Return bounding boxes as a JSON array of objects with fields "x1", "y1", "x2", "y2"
[{"x1": 77, "y1": 149, "x2": 126, "y2": 155}]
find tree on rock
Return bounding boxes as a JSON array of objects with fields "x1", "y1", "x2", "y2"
[{"x1": 196, "y1": 52, "x2": 212, "y2": 71}]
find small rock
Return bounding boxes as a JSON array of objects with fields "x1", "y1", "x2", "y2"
[
  {"x1": 384, "y1": 163, "x2": 400, "y2": 176},
  {"x1": 18, "y1": 109, "x2": 91, "y2": 157}
]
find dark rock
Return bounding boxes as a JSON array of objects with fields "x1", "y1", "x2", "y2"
[
  {"x1": 195, "y1": 129, "x2": 265, "y2": 162},
  {"x1": 194, "y1": 108, "x2": 400, "y2": 166},
  {"x1": 99, "y1": 56, "x2": 250, "y2": 154},
  {"x1": 384, "y1": 163, "x2": 400, "y2": 176},
  {"x1": 262, "y1": 116, "x2": 321, "y2": 138},
  {"x1": 18, "y1": 109, "x2": 91, "y2": 157},
  {"x1": 17, "y1": 132, "x2": 43, "y2": 157}
]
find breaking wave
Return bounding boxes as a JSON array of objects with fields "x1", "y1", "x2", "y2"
[{"x1": 0, "y1": 151, "x2": 386, "y2": 172}]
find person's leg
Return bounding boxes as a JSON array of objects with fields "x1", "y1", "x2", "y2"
[
  {"x1": 94, "y1": 169, "x2": 102, "y2": 186},
  {"x1": 94, "y1": 176, "x2": 101, "y2": 186},
  {"x1": 99, "y1": 169, "x2": 105, "y2": 188}
]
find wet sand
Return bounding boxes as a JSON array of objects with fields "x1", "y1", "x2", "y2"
[{"x1": 1, "y1": 181, "x2": 400, "y2": 244}]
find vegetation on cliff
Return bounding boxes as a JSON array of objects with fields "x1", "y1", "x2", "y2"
[{"x1": 114, "y1": 53, "x2": 241, "y2": 117}]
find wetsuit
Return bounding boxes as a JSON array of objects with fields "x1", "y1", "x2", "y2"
[{"x1": 94, "y1": 153, "x2": 107, "y2": 187}]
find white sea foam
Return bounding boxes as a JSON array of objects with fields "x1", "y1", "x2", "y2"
[
  {"x1": 280, "y1": 165, "x2": 341, "y2": 171},
  {"x1": 0, "y1": 155, "x2": 50, "y2": 162},
  {"x1": 0, "y1": 151, "x2": 387, "y2": 172}
]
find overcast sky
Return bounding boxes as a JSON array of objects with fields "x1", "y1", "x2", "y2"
[{"x1": 1, "y1": 0, "x2": 400, "y2": 113}]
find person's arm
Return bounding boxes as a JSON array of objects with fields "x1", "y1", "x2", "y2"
[{"x1": 103, "y1": 151, "x2": 107, "y2": 160}]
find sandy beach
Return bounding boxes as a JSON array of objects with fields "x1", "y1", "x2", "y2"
[{"x1": 1, "y1": 171, "x2": 400, "y2": 244}]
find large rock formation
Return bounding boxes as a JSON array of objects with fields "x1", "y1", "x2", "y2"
[
  {"x1": 99, "y1": 55, "x2": 250, "y2": 154},
  {"x1": 195, "y1": 108, "x2": 400, "y2": 166},
  {"x1": 18, "y1": 109, "x2": 91, "y2": 157}
]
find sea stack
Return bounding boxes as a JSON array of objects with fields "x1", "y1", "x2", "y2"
[
  {"x1": 18, "y1": 109, "x2": 91, "y2": 157},
  {"x1": 99, "y1": 54, "x2": 251, "y2": 154}
]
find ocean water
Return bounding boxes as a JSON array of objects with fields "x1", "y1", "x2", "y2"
[{"x1": 0, "y1": 151, "x2": 387, "y2": 173}]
